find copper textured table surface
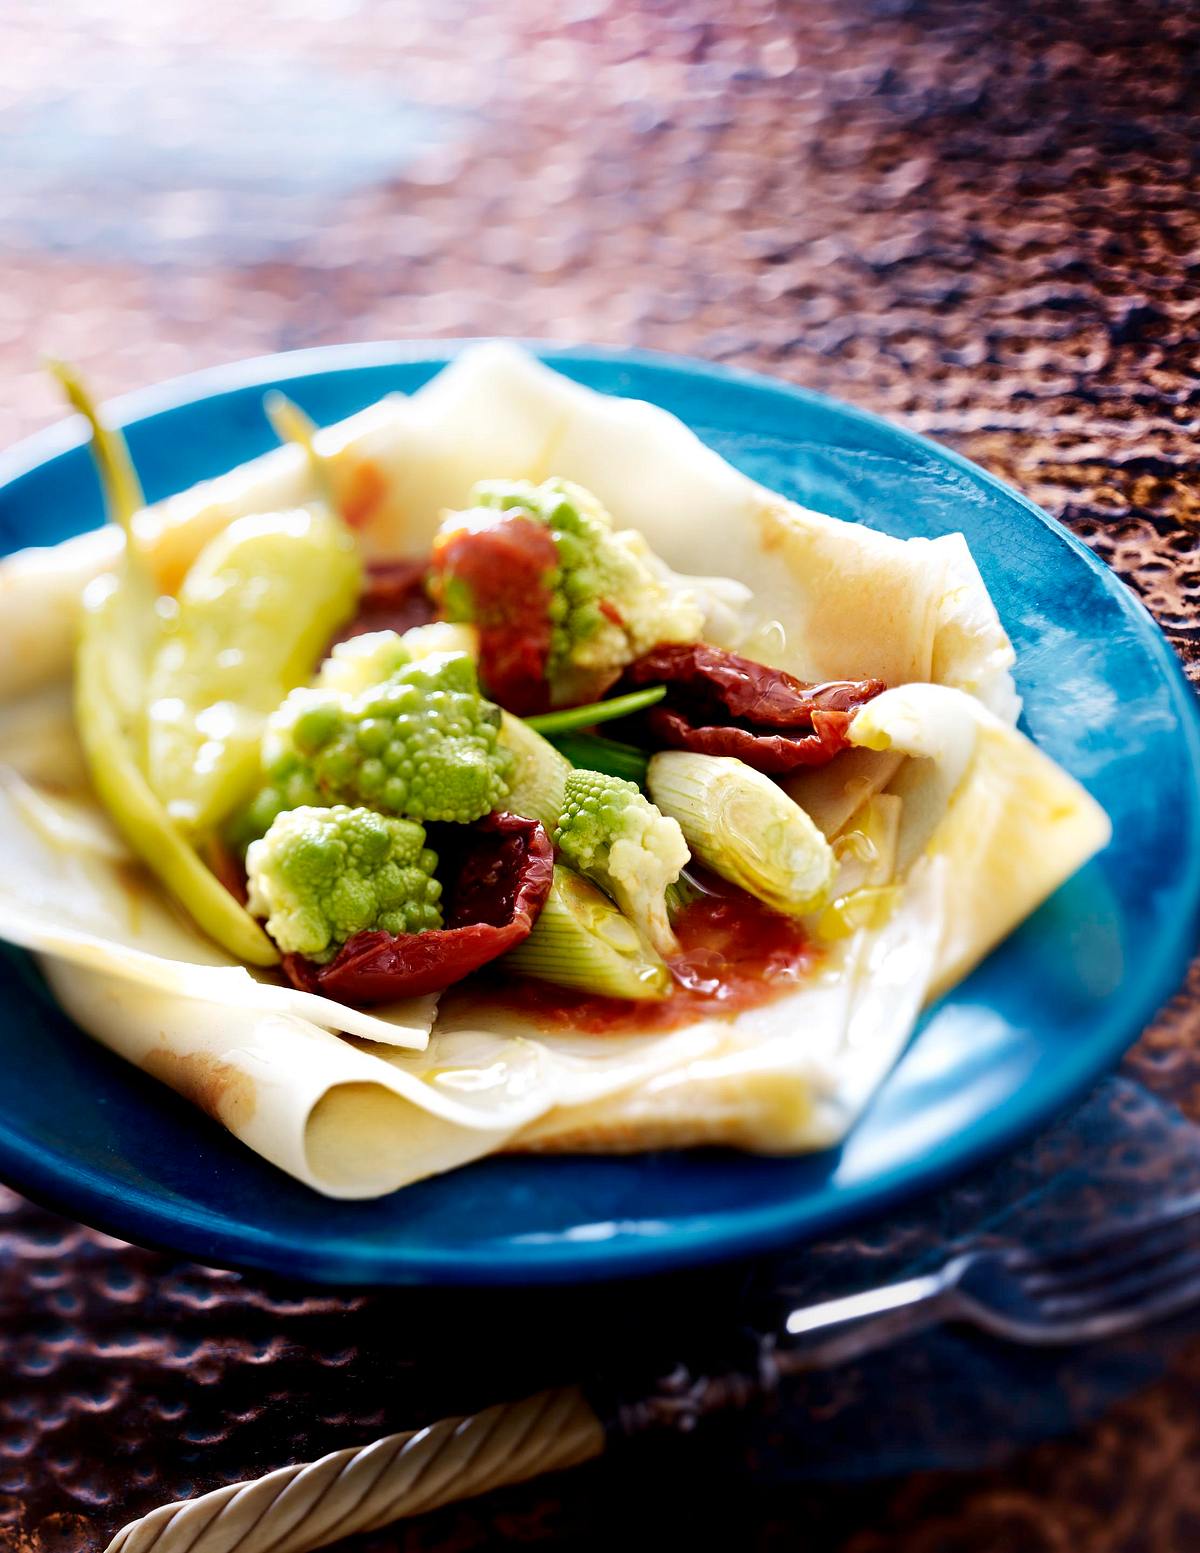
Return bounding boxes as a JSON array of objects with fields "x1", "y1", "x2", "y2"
[{"x1": 2, "y1": 1, "x2": 1199, "y2": 1548}]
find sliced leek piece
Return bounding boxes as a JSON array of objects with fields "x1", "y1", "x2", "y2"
[
  {"x1": 499, "y1": 713, "x2": 571, "y2": 830},
  {"x1": 504, "y1": 865, "x2": 671, "y2": 999},
  {"x1": 648, "y1": 751, "x2": 835, "y2": 917}
]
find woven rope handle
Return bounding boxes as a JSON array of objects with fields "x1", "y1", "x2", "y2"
[{"x1": 104, "y1": 1386, "x2": 605, "y2": 1553}]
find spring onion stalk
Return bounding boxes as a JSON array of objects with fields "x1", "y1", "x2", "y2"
[
  {"x1": 647, "y1": 751, "x2": 835, "y2": 917},
  {"x1": 503, "y1": 865, "x2": 671, "y2": 999},
  {"x1": 498, "y1": 713, "x2": 571, "y2": 831},
  {"x1": 523, "y1": 685, "x2": 665, "y2": 736},
  {"x1": 58, "y1": 366, "x2": 279, "y2": 966},
  {"x1": 549, "y1": 732, "x2": 649, "y2": 787}
]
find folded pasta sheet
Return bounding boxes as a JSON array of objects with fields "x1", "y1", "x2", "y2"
[{"x1": 0, "y1": 346, "x2": 1109, "y2": 1196}]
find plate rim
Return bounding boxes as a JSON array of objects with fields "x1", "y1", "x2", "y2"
[{"x1": 1, "y1": 337, "x2": 1198, "y2": 1286}]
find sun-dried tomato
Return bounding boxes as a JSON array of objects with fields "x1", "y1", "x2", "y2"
[
  {"x1": 281, "y1": 812, "x2": 554, "y2": 1005},
  {"x1": 336, "y1": 558, "x2": 436, "y2": 643},
  {"x1": 622, "y1": 643, "x2": 884, "y2": 773}
]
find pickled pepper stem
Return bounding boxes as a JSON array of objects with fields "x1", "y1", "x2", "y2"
[
  {"x1": 46, "y1": 358, "x2": 145, "y2": 543},
  {"x1": 264, "y1": 390, "x2": 336, "y2": 510},
  {"x1": 525, "y1": 686, "x2": 666, "y2": 736}
]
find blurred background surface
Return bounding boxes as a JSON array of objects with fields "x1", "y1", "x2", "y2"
[
  {"x1": 3, "y1": 2, "x2": 1200, "y2": 1550},
  {"x1": 2, "y1": 0, "x2": 1196, "y2": 685}
]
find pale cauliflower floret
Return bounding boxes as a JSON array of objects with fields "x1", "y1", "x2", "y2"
[
  {"x1": 245, "y1": 804, "x2": 442, "y2": 961},
  {"x1": 554, "y1": 767, "x2": 689, "y2": 956},
  {"x1": 620, "y1": 529, "x2": 754, "y2": 652},
  {"x1": 316, "y1": 630, "x2": 412, "y2": 696},
  {"x1": 601, "y1": 530, "x2": 705, "y2": 662},
  {"x1": 313, "y1": 623, "x2": 480, "y2": 698}
]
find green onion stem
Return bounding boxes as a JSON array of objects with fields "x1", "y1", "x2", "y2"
[{"x1": 525, "y1": 685, "x2": 665, "y2": 736}]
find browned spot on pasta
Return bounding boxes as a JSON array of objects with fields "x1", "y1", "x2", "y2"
[
  {"x1": 142, "y1": 1048, "x2": 257, "y2": 1128},
  {"x1": 755, "y1": 501, "x2": 792, "y2": 553}
]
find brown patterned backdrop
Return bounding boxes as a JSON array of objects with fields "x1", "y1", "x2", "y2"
[{"x1": 1, "y1": 0, "x2": 1199, "y2": 1548}]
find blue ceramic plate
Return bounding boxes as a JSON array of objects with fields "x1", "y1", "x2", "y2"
[{"x1": 0, "y1": 344, "x2": 1197, "y2": 1286}]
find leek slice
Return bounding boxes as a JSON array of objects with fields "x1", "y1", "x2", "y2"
[
  {"x1": 498, "y1": 713, "x2": 571, "y2": 830},
  {"x1": 647, "y1": 751, "x2": 835, "y2": 917},
  {"x1": 504, "y1": 865, "x2": 671, "y2": 999}
]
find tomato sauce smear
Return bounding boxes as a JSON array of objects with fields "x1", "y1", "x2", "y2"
[
  {"x1": 486, "y1": 876, "x2": 818, "y2": 1035},
  {"x1": 429, "y1": 512, "x2": 558, "y2": 715}
]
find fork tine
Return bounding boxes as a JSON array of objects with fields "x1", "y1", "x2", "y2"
[
  {"x1": 1025, "y1": 1268, "x2": 1200, "y2": 1345},
  {"x1": 1018, "y1": 1213, "x2": 1200, "y2": 1298},
  {"x1": 1031, "y1": 1246, "x2": 1200, "y2": 1319},
  {"x1": 1003, "y1": 1192, "x2": 1200, "y2": 1279}
]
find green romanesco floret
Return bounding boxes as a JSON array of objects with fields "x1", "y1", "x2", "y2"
[
  {"x1": 456, "y1": 477, "x2": 703, "y2": 695},
  {"x1": 233, "y1": 635, "x2": 512, "y2": 844},
  {"x1": 245, "y1": 804, "x2": 443, "y2": 960},
  {"x1": 554, "y1": 767, "x2": 689, "y2": 957}
]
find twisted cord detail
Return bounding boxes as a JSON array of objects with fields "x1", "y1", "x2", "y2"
[{"x1": 104, "y1": 1386, "x2": 605, "y2": 1553}]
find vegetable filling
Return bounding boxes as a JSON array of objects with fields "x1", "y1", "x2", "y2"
[{"x1": 56, "y1": 370, "x2": 894, "y2": 1019}]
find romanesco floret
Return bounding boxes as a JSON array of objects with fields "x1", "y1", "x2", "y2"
[
  {"x1": 448, "y1": 478, "x2": 703, "y2": 697},
  {"x1": 245, "y1": 804, "x2": 443, "y2": 960},
  {"x1": 234, "y1": 637, "x2": 511, "y2": 844},
  {"x1": 554, "y1": 767, "x2": 689, "y2": 957}
]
